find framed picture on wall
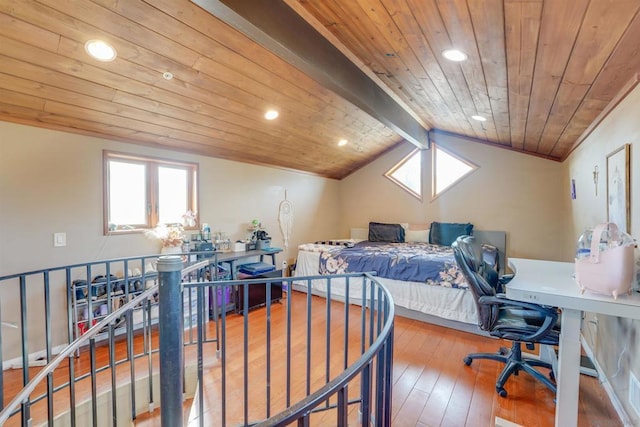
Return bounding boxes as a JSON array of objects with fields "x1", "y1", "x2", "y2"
[{"x1": 606, "y1": 144, "x2": 631, "y2": 233}]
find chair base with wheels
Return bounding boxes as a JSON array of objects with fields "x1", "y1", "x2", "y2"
[{"x1": 463, "y1": 340, "x2": 556, "y2": 397}]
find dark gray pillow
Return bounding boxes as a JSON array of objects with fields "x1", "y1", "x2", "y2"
[
  {"x1": 429, "y1": 221, "x2": 473, "y2": 246},
  {"x1": 368, "y1": 222, "x2": 405, "y2": 243}
]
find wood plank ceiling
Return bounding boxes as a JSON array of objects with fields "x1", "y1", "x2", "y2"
[{"x1": 1, "y1": 0, "x2": 639, "y2": 179}]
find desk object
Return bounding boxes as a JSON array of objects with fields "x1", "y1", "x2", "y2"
[
  {"x1": 236, "y1": 270, "x2": 283, "y2": 312},
  {"x1": 216, "y1": 248, "x2": 281, "y2": 279},
  {"x1": 507, "y1": 258, "x2": 640, "y2": 427},
  {"x1": 193, "y1": 241, "x2": 214, "y2": 259},
  {"x1": 239, "y1": 262, "x2": 276, "y2": 276}
]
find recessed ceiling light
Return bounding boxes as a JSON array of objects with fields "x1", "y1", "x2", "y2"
[
  {"x1": 162, "y1": 72, "x2": 173, "y2": 80},
  {"x1": 264, "y1": 110, "x2": 279, "y2": 120},
  {"x1": 84, "y1": 40, "x2": 117, "y2": 62},
  {"x1": 338, "y1": 139, "x2": 348, "y2": 147},
  {"x1": 471, "y1": 115, "x2": 487, "y2": 122},
  {"x1": 442, "y1": 49, "x2": 467, "y2": 62}
]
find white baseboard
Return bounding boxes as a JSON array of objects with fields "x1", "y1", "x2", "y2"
[
  {"x1": 494, "y1": 417, "x2": 523, "y2": 427},
  {"x1": 2, "y1": 344, "x2": 68, "y2": 371},
  {"x1": 581, "y1": 335, "x2": 633, "y2": 426}
]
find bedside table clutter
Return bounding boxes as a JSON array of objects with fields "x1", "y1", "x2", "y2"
[
  {"x1": 235, "y1": 270, "x2": 283, "y2": 312},
  {"x1": 214, "y1": 248, "x2": 284, "y2": 313}
]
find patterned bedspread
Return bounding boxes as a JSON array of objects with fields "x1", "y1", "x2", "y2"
[{"x1": 318, "y1": 241, "x2": 468, "y2": 289}]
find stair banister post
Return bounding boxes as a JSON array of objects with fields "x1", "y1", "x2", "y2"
[{"x1": 157, "y1": 255, "x2": 184, "y2": 427}]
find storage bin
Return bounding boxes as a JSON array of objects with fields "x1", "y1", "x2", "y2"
[{"x1": 575, "y1": 223, "x2": 635, "y2": 299}]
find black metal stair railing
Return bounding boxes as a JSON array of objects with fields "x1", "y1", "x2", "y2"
[
  {"x1": 0, "y1": 254, "x2": 395, "y2": 426},
  {"x1": 249, "y1": 273, "x2": 395, "y2": 426},
  {"x1": 0, "y1": 254, "x2": 219, "y2": 426},
  {"x1": 178, "y1": 267, "x2": 396, "y2": 426}
]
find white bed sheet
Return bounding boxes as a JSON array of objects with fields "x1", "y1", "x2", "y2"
[{"x1": 293, "y1": 246, "x2": 478, "y2": 325}]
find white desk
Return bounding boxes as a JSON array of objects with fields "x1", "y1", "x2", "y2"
[{"x1": 507, "y1": 258, "x2": 640, "y2": 427}]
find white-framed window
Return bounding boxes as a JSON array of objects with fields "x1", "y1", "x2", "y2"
[
  {"x1": 431, "y1": 144, "x2": 477, "y2": 199},
  {"x1": 103, "y1": 151, "x2": 198, "y2": 234},
  {"x1": 384, "y1": 148, "x2": 422, "y2": 200}
]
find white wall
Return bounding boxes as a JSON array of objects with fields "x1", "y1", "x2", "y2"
[
  {"x1": 0, "y1": 121, "x2": 342, "y2": 357},
  {"x1": 340, "y1": 132, "x2": 569, "y2": 261},
  {"x1": 565, "y1": 82, "x2": 640, "y2": 424}
]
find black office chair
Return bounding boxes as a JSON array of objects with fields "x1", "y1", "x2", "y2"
[{"x1": 452, "y1": 235, "x2": 559, "y2": 397}]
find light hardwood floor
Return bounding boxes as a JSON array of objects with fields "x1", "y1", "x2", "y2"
[
  {"x1": 3, "y1": 291, "x2": 620, "y2": 426},
  {"x1": 142, "y1": 291, "x2": 620, "y2": 426}
]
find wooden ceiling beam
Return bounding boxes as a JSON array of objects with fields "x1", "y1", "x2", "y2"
[{"x1": 191, "y1": 0, "x2": 430, "y2": 150}]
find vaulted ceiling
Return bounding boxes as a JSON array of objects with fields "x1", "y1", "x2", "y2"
[{"x1": 1, "y1": 0, "x2": 639, "y2": 179}]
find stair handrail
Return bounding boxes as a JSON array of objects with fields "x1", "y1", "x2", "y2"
[
  {"x1": 0, "y1": 257, "x2": 211, "y2": 425},
  {"x1": 0, "y1": 285, "x2": 157, "y2": 425}
]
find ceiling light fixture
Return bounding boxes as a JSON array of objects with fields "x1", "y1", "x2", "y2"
[
  {"x1": 162, "y1": 72, "x2": 173, "y2": 80},
  {"x1": 442, "y1": 49, "x2": 467, "y2": 62},
  {"x1": 338, "y1": 139, "x2": 348, "y2": 147},
  {"x1": 471, "y1": 115, "x2": 487, "y2": 122},
  {"x1": 264, "y1": 110, "x2": 279, "y2": 120},
  {"x1": 84, "y1": 40, "x2": 117, "y2": 62}
]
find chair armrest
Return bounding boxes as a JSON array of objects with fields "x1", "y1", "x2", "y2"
[
  {"x1": 479, "y1": 294, "x2": 557, "y2": 316},
  {"x1": 498, "y1": 274, "x2": 514, "y2": 285},
  {"x1": 494, "y1": 274, "x2": 514, "y2": 293}
]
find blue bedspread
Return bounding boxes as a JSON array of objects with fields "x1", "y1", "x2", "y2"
[{"x1": 319, "y1": 241, "x2": 468, "y2": 289}]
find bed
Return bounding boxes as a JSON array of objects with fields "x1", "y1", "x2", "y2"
[{"x1": 292, "y1": 222, "x2": 506, "y2": 333}]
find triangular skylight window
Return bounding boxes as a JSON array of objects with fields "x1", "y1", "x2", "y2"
[
  {"x1": 384, "y1": 148, "x2": 422, "y2": 200},
  {"x1": 432, "y1": 144, "x2": 477, "y2": 199}
]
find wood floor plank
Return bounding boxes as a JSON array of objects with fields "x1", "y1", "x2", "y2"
[
  {"x1": 439, "y1": 350, "x2": 477, "y2": 427},
  {"x1": 392, "y1": 362, "x2": 426, "y2": 416},
  {"x1": 390, "y1": 320, "x2": 438, "y2": 421},
  {"x1": 511, "y1": 358, "x2": 541, "y2": 427},
  {"x1": 393, "y1": 388, "x2": 429, "y2": 427},
  {"x1": 467, "y1": 359, "x2": 499, "y2": 426},
  {"x1": 411, "y1": 329, "x2": 453, "y2": 395},
  {"x1": 417, "y1": 335, "x2": 467, "y2": 426}
]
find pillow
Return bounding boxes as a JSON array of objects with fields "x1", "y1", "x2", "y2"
[
  {"x1": 368, "y1": 222, "x2": 405, "y2": 243},
  {"x1": 428, "y1": 221, "x2": 473, "y2": 246},
  {"x1": 405, "y1": 229, "x2": 429, "y2": 242}
]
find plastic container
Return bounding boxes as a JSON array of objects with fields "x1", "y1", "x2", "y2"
[
  {"x1": 201, "y1": 223, "x2": 211, "y2": 241},
  {"x1": 575, "y1": 226, "x2": 593, "y2": 259},
  {"x1": 574, "y1": 223, "x2": 635, "y2": 299}
]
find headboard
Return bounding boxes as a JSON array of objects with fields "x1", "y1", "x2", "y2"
[
  {"x1": 350, "y1": 227, "x2": 369, "y2": 241},
  {"x1": 473, "y1": 230, "x2": 507, "y2": 275},
  {"x1": 350, "y1": 227, "x2": 507, "y2": 274}
]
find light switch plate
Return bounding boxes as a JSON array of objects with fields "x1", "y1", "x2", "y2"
[{"x1": 54, "y1": 232, "x2": 66, "y2": 247}]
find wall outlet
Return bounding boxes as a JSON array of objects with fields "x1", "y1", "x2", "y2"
[
  {"x1": 629, "y1": 371, "x2": 640, "y2": 417},
  {"x1": 53, "y1": 232, "x2": 66, "y2": 247}
]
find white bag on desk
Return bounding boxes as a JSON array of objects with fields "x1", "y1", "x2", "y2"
[{"x1": 575, "y1": 222, "x2": 635, "y2": 299}]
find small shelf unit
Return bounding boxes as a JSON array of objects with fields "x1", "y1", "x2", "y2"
[{"x1": 69, "y1": 273, "x2": 160, "y2": 342}]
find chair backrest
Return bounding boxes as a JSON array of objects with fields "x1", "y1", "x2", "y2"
[{"x1": 452, "y1": 235, "x2": 500, "y2": 331}]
